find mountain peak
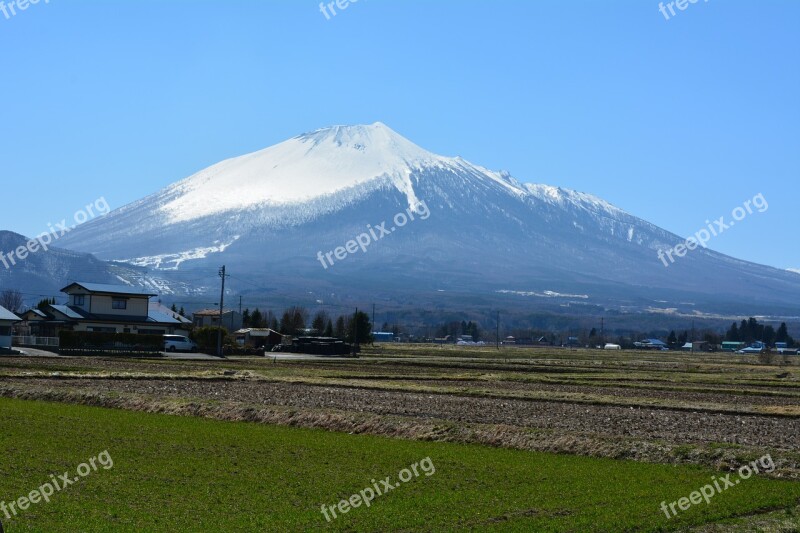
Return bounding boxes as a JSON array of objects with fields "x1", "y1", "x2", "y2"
[
  {"x1": 295, "y1": 122, "x2": 436, "y2": 163},
  {"x1": 159, "y1": 123, "x2": 442, "y2": 223}
]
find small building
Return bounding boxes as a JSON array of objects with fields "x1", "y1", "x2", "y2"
[
  {"x1": 14, "y1": 308, "x2": 52, "y2": 336},
  {"x1": 234, "y1": 328, "x2": 282, "y2": 349},
  {"x1": 536, "y1": 336, "x2": 550, "y2": 346},
  {"x1": 681, "y1": 341, "x2": 710, "y2": 352},
  {"x1": 566, "y1": 336, "x2": 580, "y2": 347},
  {"x1": 722, "y1": 341, "x2": 746, "y2": 352},
  {"x1": 192, "y1": 309, "x2": 243, "y2": 332},
  {"x1": 373, "y1": 332, "x2": 395, "y2": 343},
  {"x1": 634, "y1": 339, "x2": 669, "y2": 350},
  {"x1": 0, "y1": 305, "x2": 21, "y2": 350}
]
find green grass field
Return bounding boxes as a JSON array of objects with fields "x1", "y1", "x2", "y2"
[{"x1": 0, "y1": 398, "x2": 798, "y2": 532}]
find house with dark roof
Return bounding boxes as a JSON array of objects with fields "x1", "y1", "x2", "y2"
[
  {"x1": 233, "y1": 328, "x2": 282, "y2": 349},
  {"x1": 23, "y1": 282, "x2": 190, "y2": 337},
  {"x1": 634, "y1": 339, "x2": 669, "y2": 350},
  {"x1": 0, "y1": 305, "x2": 21, "y2": 350},
  {"x1": 192, "y1": 309, "x2": 242, "y2": 332}
]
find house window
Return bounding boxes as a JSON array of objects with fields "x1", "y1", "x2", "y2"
[
  {"x1": 112, "y1": 298, "x2": 128, "y2": 310},
  {"x1": 73, "y1": 295, "x2": 85, "y2": 306}
]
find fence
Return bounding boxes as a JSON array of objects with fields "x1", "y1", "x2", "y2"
[{"x1": 12, "y1": 336, "x2": 60, "y2": 347}]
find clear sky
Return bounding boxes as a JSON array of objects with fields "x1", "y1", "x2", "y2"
[{"x1": 1, "y1": 0, "x2": 798, "y2": 269}]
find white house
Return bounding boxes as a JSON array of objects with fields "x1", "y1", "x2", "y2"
[
  {"x1": 27, "y1": 282, "x2": 190, "y2": 337},
  {"x1": 0, "y1": 304, "x2": 21, "y2": 350}
]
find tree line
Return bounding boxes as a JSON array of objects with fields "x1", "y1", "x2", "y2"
[
  {"x1": 241, "y1": 307, "x2": 373, "y2": 344},
  {"x1": 725, "y1": 317, "x2": 794, "y2": 346}
]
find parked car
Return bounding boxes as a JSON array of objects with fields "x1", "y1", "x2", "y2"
[{"x1": 163, "y1": 335, "x2": 198, "y2": 353}]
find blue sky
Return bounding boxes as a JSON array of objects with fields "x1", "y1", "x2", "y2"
[{"x1": 1, "y1": 0, "x2": 798, "y2": 269}]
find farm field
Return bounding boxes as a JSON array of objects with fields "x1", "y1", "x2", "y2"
[{"x1": 1, "y1": 346, "x2": 799, "y2": 531}]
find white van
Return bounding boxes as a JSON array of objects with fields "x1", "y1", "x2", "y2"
[{"x1": 163, "y1": 335, "x2": 198, "y2": 353}]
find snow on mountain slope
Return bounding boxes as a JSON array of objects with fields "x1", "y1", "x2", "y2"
[
  {"x1": 53, "y1": 122, "x2": 800, "y2": 315},
  {"x1": 160, "y1": 122, "x2": 442, "y2": 223},
  {"x1": 59, "y1": 122, "x2": 623, "y2": 260}
]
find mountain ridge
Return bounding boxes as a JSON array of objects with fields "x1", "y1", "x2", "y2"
[{"x1": 38, "y1": 123, "x2": 800, "y2": 318}]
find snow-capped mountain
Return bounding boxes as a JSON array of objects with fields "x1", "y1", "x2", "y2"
[
  {"x1": 0, "y1": 231, "x2": 184, "y2": 299},
  {"x1": 56, "y1": 123, "x2": 800, "y2": 317}
]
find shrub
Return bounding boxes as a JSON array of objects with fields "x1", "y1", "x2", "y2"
[{"x1": 191, "y1": 327, "x2": 230, "y2": 350}]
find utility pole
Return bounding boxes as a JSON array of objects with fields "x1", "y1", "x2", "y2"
[
  {"x1": 691, "y1": 319, "x2": 695, "y2": 353},
  {"x1": 372, "y1": 303, "x2": 375, "y2": 333},
  {"x1": 217, "y1": 266, "x2": 226, "y2": 358},
  {"x1": 601, "y1": 317, "x2": 605, "y2": 346},
  {"x1": 352, "y1": 307, "x2": 359, "y2": 358},
  {"x1": 496, "y1": 311, "x2": 500, "y2": 350}
]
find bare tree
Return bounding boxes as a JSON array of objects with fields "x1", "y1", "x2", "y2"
[{"x1": 0, "y1": 289, "x2": 23, "y2": 313}]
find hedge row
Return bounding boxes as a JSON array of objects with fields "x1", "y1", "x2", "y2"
[{"x1": 58, "y1": 331, "x2": 163, "y2": 354}]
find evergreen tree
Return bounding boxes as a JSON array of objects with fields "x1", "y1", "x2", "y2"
[
  {"x1": 242, "y1": 308, "x2": 251, "y2": 328},
  {"x1": 469, "y1": 322, "x2": 481, "y2": 341},
  {"x1": 324, "y1": 319, "x2": 334, "y2": 337},
  {"x1": 312, "y1": 311, "x2": 329, "y2": 334},
  {"x1": 667, "y1": 330, "x2": 678, "y2": 346},
  {"x1": 726, "y1": 322, "x2": 740, "y2": 342},
  {"x1": 250, "y1": 309, "x2": 263, "y2": 328},
  {"x1": 776, "y1": 323, "x2": 789, "y2": 343},
  {"x1": 179, "y1": 306, "x2": 186, "y2": 318},
  {"x1": 36, "y1": 298, "x2": 54, "y2": 311},
  {"x1": 763, "y1": 325, "x2": 776, "y2": 345},
  {"x1": 171, "y1": 303, "x2": 178, "y2": 313},
  {"x1": 279, "y1": 307, "x2": 306, "y2": 335},
  {"x1": 335, "y1": 316, "x2": 346, "y2": 339},
  {"x1": 678, "y1": 331, "x2": 689, "y2": 344},
  {"x1": 740, "y1": 319, "x2": 750, "y2": 342},
  {"x1": 346, "y1": 310, "x2": 373, "y2": 345},
  {"x1": 279, "y1": 311, "x2": 292, "y2": 334}
]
